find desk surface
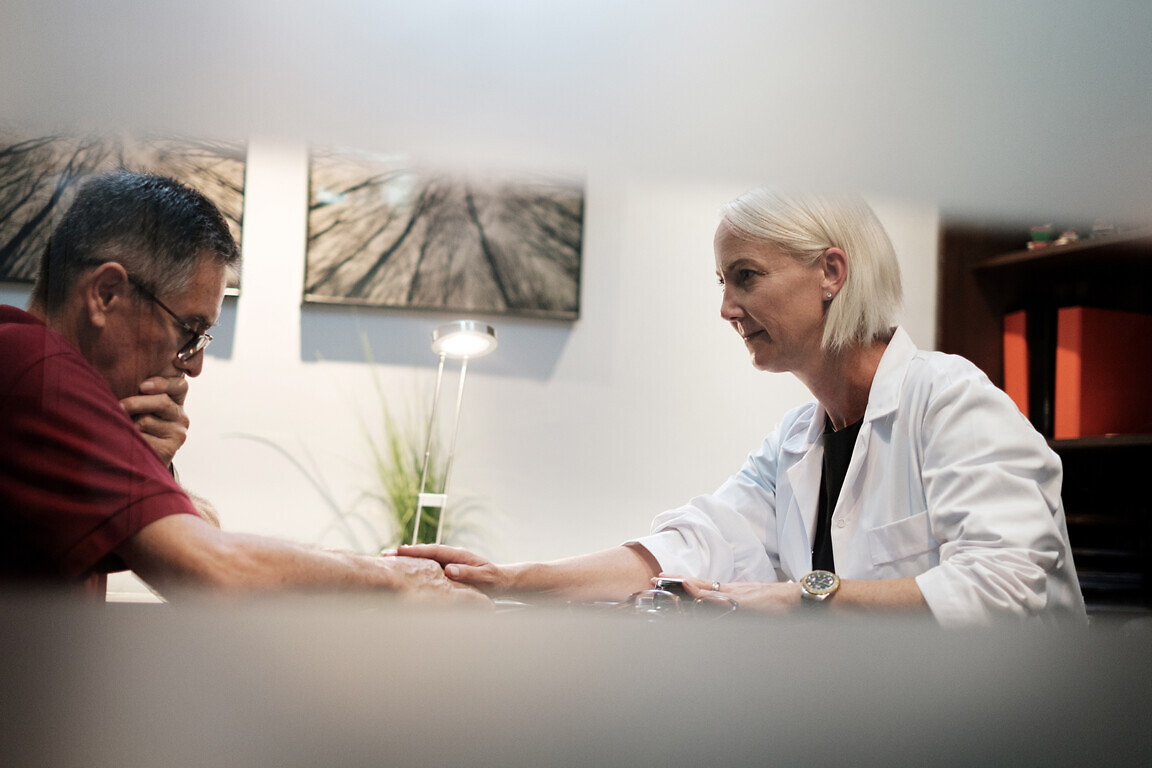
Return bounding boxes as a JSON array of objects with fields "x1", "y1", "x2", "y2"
[{"x1": 2, "y1": 596, "x2": 1150, "y2": 767}]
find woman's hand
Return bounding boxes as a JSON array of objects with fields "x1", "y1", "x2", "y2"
[{"x1": 675, "y1": 575, "x2": 802, "y2": 613}]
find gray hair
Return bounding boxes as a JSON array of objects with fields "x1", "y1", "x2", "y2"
[
  {"x1": 32, "y1": 171, "x2": 240, "y2": 312},
  {"x1": 720, "y1": 188, "x2": 903, "y2": 352}
]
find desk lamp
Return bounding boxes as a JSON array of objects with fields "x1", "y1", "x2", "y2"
[{"x1": 413, "y1": 320, "x2": 498, "y2": 544}]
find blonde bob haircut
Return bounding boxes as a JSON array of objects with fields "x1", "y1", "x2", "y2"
[{"x1": 719, "y1": 188, "x2": 903, "y2": 353}]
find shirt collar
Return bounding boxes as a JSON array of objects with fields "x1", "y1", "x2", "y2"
[{"x1": 786, "y1": 326, "x2": 919, "y2": 452}]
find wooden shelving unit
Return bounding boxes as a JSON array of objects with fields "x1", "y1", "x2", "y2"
[{"x1": 938, "y1": 224, "x2": 1152, "y2": 613}]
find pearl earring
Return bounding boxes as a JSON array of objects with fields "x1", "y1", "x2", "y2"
[{"x1": 825, "y1": 292, "x2": 833, "y2": 299}]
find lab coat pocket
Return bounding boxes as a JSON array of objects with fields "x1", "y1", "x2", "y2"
[{"x1": 868, "y1": 511, "x2": 937, "y2": 566}]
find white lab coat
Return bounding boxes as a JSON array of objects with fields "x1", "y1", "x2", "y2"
[{"x1": 634, "y1": 327, "x2": 1086, "y2": 626}]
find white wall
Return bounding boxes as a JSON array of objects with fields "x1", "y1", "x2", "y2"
[
  {"x1": 6, "y1": 139, "x2": 925, "y2": 595},
  {"x1": 6, "y1": 2, "x2": 1150, "y2": 222}
]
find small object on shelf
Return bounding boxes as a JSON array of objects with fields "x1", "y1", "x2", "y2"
[
  {"x1": 1090, "y1": 219, "x2": 1117, "y2": 239},
  {"x1": 1053, "y1": 230, "x2": 1079, "y2": 247},
  {"x1": 1027, "y1": 224, "x2": 1054, "y2": 250}
]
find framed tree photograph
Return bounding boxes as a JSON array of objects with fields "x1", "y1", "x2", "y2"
[
  {"x1": 305, "y1": 147, "x2": 583, "y2": 320},
  {"x1": 0, "y1": 131, "x2": 246, "y2": 290}
]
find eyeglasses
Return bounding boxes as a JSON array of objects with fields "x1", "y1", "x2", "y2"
[{"x1": 127, "y1": 275, "x2": 213, "y2": 362}]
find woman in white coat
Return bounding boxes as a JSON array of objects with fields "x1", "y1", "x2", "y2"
[{"x1": 403, "y1": 189, "x2": 1086, "y2": 625}]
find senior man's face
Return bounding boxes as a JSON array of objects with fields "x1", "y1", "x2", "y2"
[
  {"x1": 104, "y1": 257, "x2": 227, "y2": 400},
  {"x1": 714, "y1": 223, "x2": 827, "y2": 374}
]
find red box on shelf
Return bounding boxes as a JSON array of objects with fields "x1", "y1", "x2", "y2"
[{"x1": 1054, "y1": 306, "x2": 1152, "y2": 439}]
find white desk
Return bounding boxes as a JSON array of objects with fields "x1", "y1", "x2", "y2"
[{"x1": 2, "y1": 596, "x2": 1148, "y2": 767}]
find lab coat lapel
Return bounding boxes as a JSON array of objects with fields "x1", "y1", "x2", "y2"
[
  {"x1": 779, "y1": 413, "x2": 825, "y2": 579},
  {"x1": 829, "y1": 328, "x2": 914, "y2": 563}
]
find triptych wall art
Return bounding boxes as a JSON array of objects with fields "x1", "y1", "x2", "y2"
[{"x1": 0, "y1": 133, "x2": 584, "y2": 320}]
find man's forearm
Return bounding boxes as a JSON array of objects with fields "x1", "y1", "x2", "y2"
[{"x1": 118, "y1": 515, "x2": 482, "y2": 603}]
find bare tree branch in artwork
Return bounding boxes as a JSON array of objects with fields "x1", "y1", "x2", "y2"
[
  {"x1": 305, "y1": 149, "x2": 583, "y2": 320},
  {"x1": 0, "y1": 131, "x2": 246, "y2": 286},
  {"x1": 129, "y1": 136, "x2": 246, "y2": 246},
  {"x1": 0, "y1": 134, "x2": 116, "y2": 282}
]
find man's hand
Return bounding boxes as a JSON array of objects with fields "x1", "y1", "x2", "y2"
[
  {"x1": 384, "y1": 554, "x2": 495, "y2": 605},
  {"x1": 397, "y1": 544, "x2": 507, "y2": 595},
  {"x1": 120, "y1": 375, "x2": 189, "y2": 467}
]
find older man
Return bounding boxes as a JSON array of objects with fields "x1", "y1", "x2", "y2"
[{"x1": 0, "y1": 171, "x2": 483, "y2": 604}]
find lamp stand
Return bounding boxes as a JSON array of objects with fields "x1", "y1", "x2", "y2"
[{"x1": 413, "y1": 354, "x2": 472, "y2": 545}]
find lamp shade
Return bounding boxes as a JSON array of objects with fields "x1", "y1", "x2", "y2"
[{"x1": 431, "y1": 320, "x2": 498, "y2": 358}]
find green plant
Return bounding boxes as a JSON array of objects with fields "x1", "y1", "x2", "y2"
[
  {"x1": 228, "y1": 333, "x2": 490, "y2": 554},
  {"x1": 362, "y1": 396, "x2": 446, "y2": 549},
  {"x1": 357, "y1": 334, "x2": 492, "y2": 551}
]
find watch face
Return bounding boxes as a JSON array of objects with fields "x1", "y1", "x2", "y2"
[{"x1": 804, "y1": 570, "x2": 837, "y2": 594}]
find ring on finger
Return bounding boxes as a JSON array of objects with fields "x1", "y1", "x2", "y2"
[{"x1": 712, "y1": 581, "x2": 721, "y2": 592}]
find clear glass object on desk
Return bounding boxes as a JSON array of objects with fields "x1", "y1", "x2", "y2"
[{"x1": 623, "y1": 584, "x2": 738, "y2": 620}]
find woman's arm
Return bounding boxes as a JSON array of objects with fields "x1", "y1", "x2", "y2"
[
  {"x1": 398, "y1": 542, "x2": 661, "y2": 603},
  {"x1": 679, "y1": 575, "x2": 929, "y2": 614}
]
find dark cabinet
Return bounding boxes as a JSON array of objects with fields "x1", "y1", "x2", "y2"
[{"x1": 937, "y1": 224, "x2": 1152, "y2": 613}]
